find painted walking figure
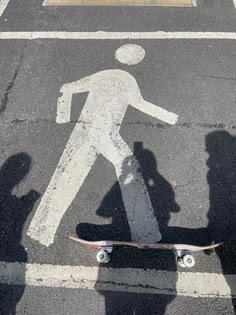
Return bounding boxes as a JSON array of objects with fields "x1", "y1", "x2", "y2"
[{"x1": 27, "y1": 44, "x2": 179, "y2": 246}]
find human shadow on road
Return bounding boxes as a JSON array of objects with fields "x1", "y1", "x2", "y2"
[
  {"x1": 206, "y1": 131, "x2": 236, "y2": 313},
  {"x1": 0, "y1": 153, "x2": 40, "y2": 315},
  {"x1": 77, "y1": 142, "x2": 180, "y2": 314}
]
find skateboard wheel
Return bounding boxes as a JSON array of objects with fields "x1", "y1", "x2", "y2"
[
  {"x1": 177, "y1": 258, "x2": 186, "y2": 268},
  {"x1": 183, "y1": 254, "x2": 195, "y2": 268},
  {"x1": 96, "y1": 250, "x2": 110, "y2": 263}
]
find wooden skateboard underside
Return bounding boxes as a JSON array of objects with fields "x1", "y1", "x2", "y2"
[{"x1": 69, "y1": 236, "x2": 223, "y2": 252}]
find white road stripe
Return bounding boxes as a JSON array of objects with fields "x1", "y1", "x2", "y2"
[
  {"x1": 233, "y1": 0, "x2": 236, "y2": 8},
  {"x1": 43, "y1": 0, "x2": 196, "y2": 6},
  {"x1": 0, "y1": 261, "x2": 235, "y2": 298},
  {"x1": 0, "y1": 0, "x2": 10, "y2": 17},
  {"x1": 0, "y1": 32, "x2": 236, "y2": 40}
]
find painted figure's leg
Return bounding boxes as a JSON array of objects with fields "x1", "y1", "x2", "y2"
[
  {"x1": 99, "y1": 137, "x2": 162, "y2": 242},
  {"x1": 27, "y1": 136, "x2": 98, "y2": 247}
]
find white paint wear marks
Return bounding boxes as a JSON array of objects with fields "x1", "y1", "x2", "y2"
[
  {"x1": 1, "y1": 32, "x2": 236, "y2": 40},
  {"x1": 0, "y1": 0, "x2": 10, "y2": 17},
  {"x1": 0, "y1": 261, "x2": 235, "y2": 298},
  {"x1": 27, "y1": 45, "x2": 178, "y2": 246}
]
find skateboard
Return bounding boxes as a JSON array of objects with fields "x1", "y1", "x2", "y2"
[{"x1": 69, "y1": 236, "x2": 223, "y2": 268}]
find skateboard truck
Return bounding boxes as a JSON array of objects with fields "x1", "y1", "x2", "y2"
[
  {"x1": 176, "y1": 249, "x2": 195, "y2": 268},
  {"x1": 96, "y1": 246, "x2": 113, "y2": 263}
]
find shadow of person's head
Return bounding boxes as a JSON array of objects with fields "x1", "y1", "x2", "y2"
[
  {"x1": 0, "y1": 153, "x2": 31, "y2": 193},
  {"x1": 205, "y1": 130, "x2": 236, "y2": 169},
  {"x1": 134, "y1": 141, "x2": 157, "y2": 172},
  {"x1": 133, "y1": 142, "x2": 180, "y2": 235},
  {"x1": 0, "y1": 153, "x2": 40, "y2": 259}
]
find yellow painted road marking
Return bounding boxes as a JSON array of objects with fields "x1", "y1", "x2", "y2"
[{"x1": 45, "y1": 0, "x2": 195, "y2": 6}]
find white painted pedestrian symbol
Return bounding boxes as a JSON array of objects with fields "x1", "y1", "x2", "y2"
[{"x1": 27, "y1": 44, "x2": 179, "y2": 247}]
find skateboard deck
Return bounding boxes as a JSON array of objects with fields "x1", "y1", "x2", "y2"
[{"x1": 69, "y1": 236, "x2": 223, "y2": 268}]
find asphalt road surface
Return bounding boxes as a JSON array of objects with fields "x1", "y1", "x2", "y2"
[{"x1": 0, "y1": 0, "x2": 236, "y2": 314}]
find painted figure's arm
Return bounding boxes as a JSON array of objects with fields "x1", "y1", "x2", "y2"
[
  {"x1": 129, "y1": 88, "x2": 178, "y2": 125},
  {"x1": 124, "y1": 74, "x2": 178, "y2": 125},
  {"x1": 134, "y1": 100, "x2": 179, "y2": 125},
  {"x1": 56, "y1": 76, "x2": 91, "y2": 124}
]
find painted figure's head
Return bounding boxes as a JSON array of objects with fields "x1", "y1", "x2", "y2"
[{"x1": 115, "y1": 44, "x2": 145, "y2": 66}]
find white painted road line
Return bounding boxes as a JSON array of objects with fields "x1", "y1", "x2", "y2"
[
  {"x1": 233, "y1": 0, "x2": 236, "y2": 8},
  {"x1": 0, "y1": 0, "x2": 10, "y2": 17},
  {"x1": 1, "y1": 32, "x2": 236, "y2": 40},
  {"x1": 43, "y1": 0, "x2": 197, "y2": 6},
  {"x1": 0, "y1": 262, "x2": 235, "y2": 298}
]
